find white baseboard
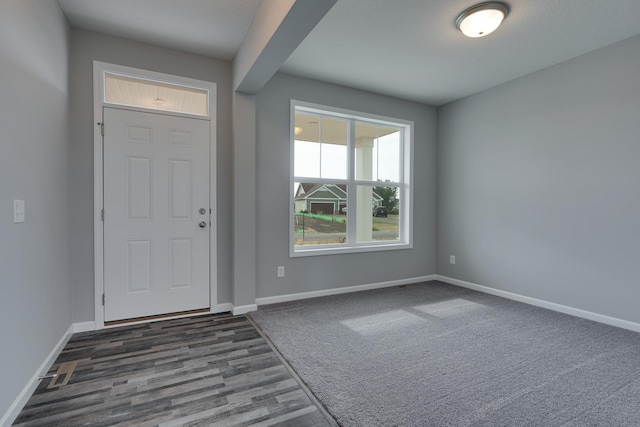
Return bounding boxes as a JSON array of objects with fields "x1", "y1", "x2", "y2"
[
  {"x1": 436, "y1": 275, "x2": 640, "y2": 333},
  {"x1": 232, "y1": 304, "x2": 258, "y2": 315},
  {"x1": 73, "y1": 321, "x2": 96, "y2": 333},
  {"x1": 255, "y1": 275, "x2": 437, "y2": 306},
  {"x1": 1, "y1": 324, "x2": 74, "y2": 427}
]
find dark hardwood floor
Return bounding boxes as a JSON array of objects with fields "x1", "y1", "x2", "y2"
[{"x1": 14, "y1": 313, "x2": 335, "y2": 426}]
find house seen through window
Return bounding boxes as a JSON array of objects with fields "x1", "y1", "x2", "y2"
[{"x1": 291, "y1": 101, "x2": 413, "y2": 256}]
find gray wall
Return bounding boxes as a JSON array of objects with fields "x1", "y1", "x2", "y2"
[
  {"x1": 232, "y1": 92, "x2": 257, "y2": 307},
  {"x1": 438, "y1": 34, "x2": 640, "y2": 323},
  {"x1": 0, "y1": 0, "x2": 70, "y2": 417},
  {"x1": 255, "y1": 73, "x2": 437, "y2": 298},
  {"x1": 69, "y1": 29, "x2": 234, "y2": 322}
]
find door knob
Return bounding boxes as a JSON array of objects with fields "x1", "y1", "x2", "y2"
[{"x1": 199, "y1": 221, "x2": 207, "y2": 228}]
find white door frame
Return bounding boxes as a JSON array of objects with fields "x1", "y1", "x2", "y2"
[{"x1": 93, "y1": 61, "x2": 220, "y2": 329}]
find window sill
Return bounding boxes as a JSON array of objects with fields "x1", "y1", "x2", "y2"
[{"x1": 290, "y1": 241, "x2": 412, "y2": 258}]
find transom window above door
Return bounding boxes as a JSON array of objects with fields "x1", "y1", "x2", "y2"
[{"x1": 104, "y1": 73, "x2": 209, "y2": 117}]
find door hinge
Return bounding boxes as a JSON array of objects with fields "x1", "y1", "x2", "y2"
[
  {"x1": 101, "y1": 209, "x2": 104, "y2": 221},
  {"x1": 102, "y1": 293, "x2": 105, "y2": 306},
  {"x1": 98, "y1": 122, "x2": 104, "y2": 136}
]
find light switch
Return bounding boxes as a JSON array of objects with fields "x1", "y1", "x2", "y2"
[{"x1": 14, "y1": 200, "x2": 25, "y2": 223}]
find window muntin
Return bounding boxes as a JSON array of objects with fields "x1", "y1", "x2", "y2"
[{"x1": 291, "y1": 101, "x2": 412, "y2": 256}]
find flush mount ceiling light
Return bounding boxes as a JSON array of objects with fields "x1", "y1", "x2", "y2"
[{"x1": 456, "y1": 2, "x2": 509, "y2": 38}]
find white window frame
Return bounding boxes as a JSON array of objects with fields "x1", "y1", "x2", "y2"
[{"x1": 290, "y1": 100, "x2": 413, "y2": 257}]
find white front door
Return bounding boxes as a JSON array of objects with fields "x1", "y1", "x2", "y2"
[{"x1": 103, "y1": 107, "x2": 210, "y2": 322}]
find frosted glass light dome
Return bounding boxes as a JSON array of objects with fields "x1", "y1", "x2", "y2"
[{"x1": 456, "y1": 2, "x2": 509, "y2": 38}]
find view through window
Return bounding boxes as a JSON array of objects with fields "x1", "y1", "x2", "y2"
[{"x1": 291, "y1": 102, "x2": 412, "y2": 255}]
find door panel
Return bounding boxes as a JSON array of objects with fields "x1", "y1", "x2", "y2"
[
  {"x1": 103, "y1": 107, "x2": 210, "y2": 321},
  {"x1": 169, "y1": 160, "x2": 192, "y2": 220},
  {"x1": 126, "y1": 156, "x2": 152, "y2": 220}
]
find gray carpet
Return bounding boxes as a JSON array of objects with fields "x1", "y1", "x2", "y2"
[{"x1": 249, "y1": 281, "x2": 640, "y2": 426}]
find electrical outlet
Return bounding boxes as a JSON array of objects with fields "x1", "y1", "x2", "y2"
[
  {"x1": 449, "y1": 255, "x2": 456, "y2": 265},
  {"x1": 277, "y1": 266, "x2": 285, "y2": 277}
]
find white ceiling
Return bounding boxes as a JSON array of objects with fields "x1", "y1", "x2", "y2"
[
  {"x1": 57, "y1": 0, "x2": 262, "y2": 60},
  {"x1": 58, "y1": 0, "x2": 640, "y2": 106}
]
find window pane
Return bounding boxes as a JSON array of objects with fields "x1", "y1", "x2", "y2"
[
  {"x1": 294, "y1": 182, "x2": 347, "y2": 246},
  {"x1": 376, "y1": 129, "x2": 401, "y2": 182},
  {"x1": 295, "y1": 114, "x2": 347, "y2": 179},
  {"x1": 294, "y1": 140, "x2": 320, "y2": 178},
  {"x1": 355, "y1": 122, "x2": 401, "y2": 182},
  {"x1": 294, "y1": 113, "x2": 320, "y2": 178},
  {"x1": 356, "y1": 185, "x2": 399, "y2": 243},
  {"x1": 320, "y1": 117, "x2": 347, "y2": 179}
]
